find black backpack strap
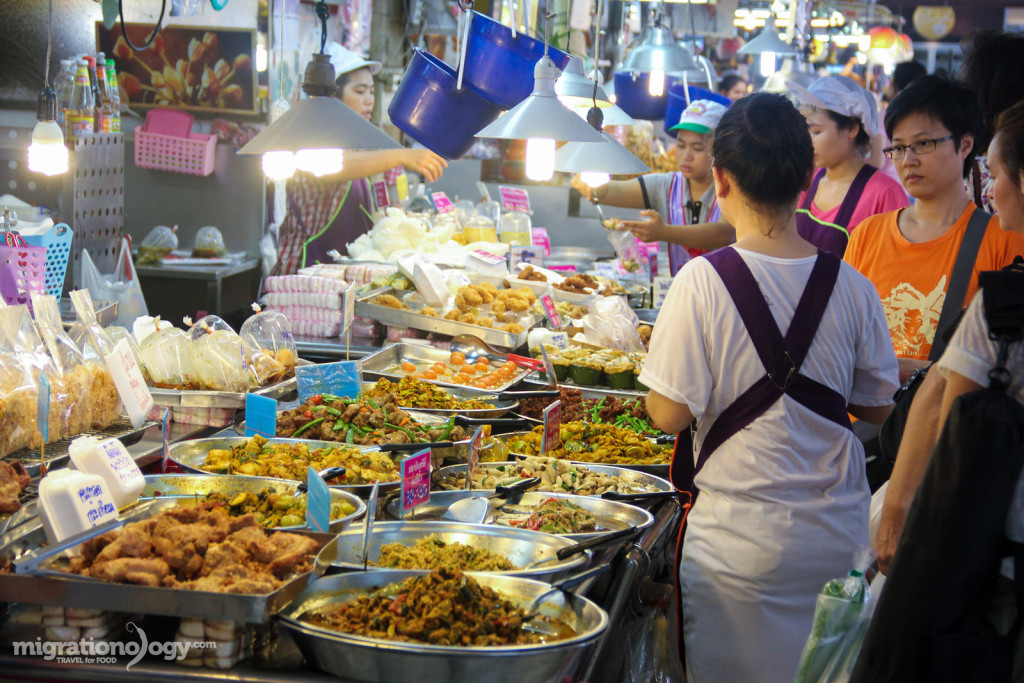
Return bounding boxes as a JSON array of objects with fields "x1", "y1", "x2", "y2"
[{"x1": 930, "y1": 208, "x2": 990, "y2": 360}]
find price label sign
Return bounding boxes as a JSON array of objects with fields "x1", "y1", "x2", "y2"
[
  {"x1": 500, "y1": 186, "x2": 531, "y2": 214},
  {"x1": 540, "y1": 294, "x2": 563, "y2": 330},
  {"x1": 372, "y1": 180, "x2": 389, "y2": 210},
  {"x1": 470, "y1": 249, "x2": 506, "y2": 266},
  {"x1": 547, "y1": 264, "x2": 578, "y2": 275},
  {"x1": 401, "y1": 448, "x2": 432, "y2": 514},
  {"x1": 396, "y1": 173, "x2": 409, "y2": 202},
  {"x1": 541, "y1": 400, "x2": 562, "y2": 453},
  {"x1": 531, "y1": 228, "x2": 551, "y2": 256},
  {"x1": 245, "y1": 394, "x2": 278, "y2": 438},
  {"x1": 509, "y1": 245, "x2": 543, "y2": 272},
  {"x1": 539, "y1": 345, "x2": 559, "y2": 387},
  {"x1": 305, "y1": 466, "x2": 331, "y2": 533},
  {"x1": 550, "y1": 331, "x2": 569, "y2": 350},
  {"x1": 104, "y1": 338, "x2": 154, "y2": 429},
  {"x1": 467, "y1": 427, "x2": 483, "y2": 490},
  {"x1": 653, "y1": 276, "x2": 674, "y2": 308},
  {"x1": 37, "y1": 374, "x2": 50, "y2": 444},
  {"x1": 431, "y1": 191, "x2": 455, "y2": 214}
]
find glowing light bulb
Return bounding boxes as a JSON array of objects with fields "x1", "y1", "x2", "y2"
[
  {"x1": 760, "y1": 52, "x2": 777, "y2": 77},
  {"x1": 295, "y1": 149, "x2": 344, "y2": 177},
  {"x1": 648, "y1": 70, "x2": 666, "y2": 97},
  {"x1": 27, "y1": 121, "x2": 68, "y2": 176},
  {"x1": 580, "y1": 171, "x2": 610, "y2": 188},
  {"x1": 261, "y1": 151, "x2": 296, "y2": 180},
  {"x1": 525, "y1": 138, "x2": 556, "y2": 182}
]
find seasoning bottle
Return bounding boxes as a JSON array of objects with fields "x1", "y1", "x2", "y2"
[
  {"x1": 67, "y1": 59, "x2": 95, "y2": 145},
  {"x1": 95, "y1": 54, "x2": 114, "y2": 133},
  {"x1": 84, "y1": 55, "x2": 104, "y2": 134},
  {"x1": 105, "y1": 59, "x2": 121, "y2": 133}
]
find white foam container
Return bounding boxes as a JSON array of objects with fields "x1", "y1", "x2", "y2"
[
  {"x1": 68, "y1": 436, "x2": 145, "y2": 509},
  {"x1": 38, "y1": 469, "x2": 119, "y2": 545}
]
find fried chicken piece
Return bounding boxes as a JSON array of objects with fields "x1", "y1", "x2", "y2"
[
  {"x1": 421, "y1": 306, "x2": 438, "y2": 317},
  {"x1": 504, "y1": 294, "x2": 530, "y2": 312},
  {"x1": 269, "y1": 532, "x2": 320, "y2": 557},
  {"x1": 189, "y1": 564, "x2": 278, "y2": 594},
  {"x1": 0, "y1": 461, "x2": 31, "y2": 513},
  {"x1": 471, "y1": 284, "x2": 495, "y2": 303},
  {"x1": 95, "y1": 522, "x2": 156, "y2": 563},
  {"x1": 445, "y1": 309, "x2": 461, "y2": 321},
  {"x1": 228, "y1": 514, "x2": 262, "y2": 533},
  {"x1": 458, "y1": 312, "x2": 477, "y2": 324},
  {"x1": 476, "y1": 281, "x2": 498, "y2": 294},
  {"x1": 454, "y1": 292, "x2": 470, "y2": 313},
  {"x1": 477, "y1": 316, "x2": 494, "y2": 328},
  {"x1": 228, "y1": 525, "x2": 277, "y2": 564},
  {"x1": 501, "y1": 323, "x2": 525, "y2": 335},
  {"x1": 491, "y1": 299, "x2": 507, "y2": 315},
  {"x1": 88, "y1": 557, "x2": 171, "y2": 587},
  {"x1": 201, "y1": 541, "x2": 251, "y2": 574},
  {"x1": 267, "y1": 552, "x2": 311, "y2": 579},
  {"x1": 461, "y1": 287, "x2": 483, "y2": 306},
  {"x1": 515, "y1": 286, "x2": 538, "y2": 303},
  {"x1": 373, "y1": 294, "x2": 409, "y2": 311},
  {"x1": 518, "y1": 266, "x2": 547, "y2": 282},
  {"x1": 152, "y1": 521, "x2": 220, "y2": 576}
]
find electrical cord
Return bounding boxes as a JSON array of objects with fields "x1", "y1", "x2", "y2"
[
  {"x1": 119, "y1": 0, "x2": 167, "y2": 51},
  {"x1": 44, "y1": 0, "x2": 53, "y2": 87},
  {"x1": 316, "y1": 0, "x2": 329, "y2": 53}
]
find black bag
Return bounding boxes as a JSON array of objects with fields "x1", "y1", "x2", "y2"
[{"x1": 851, "y1": 268, "x2": 1024, "y2": 683}]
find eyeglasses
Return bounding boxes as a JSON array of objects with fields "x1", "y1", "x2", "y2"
[{"x1": 883, "y1": 135, "x2": 955, "y2": 160}]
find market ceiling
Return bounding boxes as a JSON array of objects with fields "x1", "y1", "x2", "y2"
[{"x1": 879, "y1": 1, "x2": 1010, "y2": 42}]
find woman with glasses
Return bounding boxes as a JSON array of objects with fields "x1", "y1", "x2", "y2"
[
  {"x1": 789, "y1": 75, "x2": 909, "y2": 257},
  {"x1": 844, "y1": 75, "x2": 1024, "y2": 383}
]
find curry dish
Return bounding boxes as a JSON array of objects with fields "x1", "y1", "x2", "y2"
[
  {"x1": 201, "y1": 487, "x2": 357, "y2": 528},
  {"x1": 365, "y1": 377, "x2": 495, "y2": 411},
  {"x1": 502, "y1": 423, "x2": 671, "y2": 466},
  {"x1": 371, "y1": 535, "x2": 515, "y2": 571}
]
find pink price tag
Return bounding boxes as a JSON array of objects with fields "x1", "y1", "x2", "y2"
[
  {"x1": 384, "y1": 167, "x2": 403, "y2": 184},
  {"x1": 467, "y1": 428, "x2": 483, "y2": 489},
  {"x1": 431, "y1": 192, "x2": 455, "y2": 214},
  {"x1": 470, "y1": 249, "x2": 506, "y2": 266},
  {"x1": 547, "y1": 264, "x2": 578, "y2": 275},
  {"x1": 499, "y1": 186, "x2": 531, "y2": 214},
  {"x1": 540, "y1": 294, "x2": 563, "y2": 330},
  {"x1": 542, "y1": 400, "x2": 562, "y2": 453},
  {"x1": 531, "y1": 228, "x2": 551, "y2": 256},
  {"x1": 372, "y1": 181, "x2": 389, "y2": 209},
  {"x1": 400, "y1": 448, "x2": 432, "y2": 514}
]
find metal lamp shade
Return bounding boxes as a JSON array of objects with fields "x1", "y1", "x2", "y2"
[
  {"x1": 237, "y1": 96, "x2": 400, "y2": 155},
  {"x1": 737, "y1": 29, "x2": 800, "y2": 56},
  {"x1": 621, "y1": 25, "x2": 697, "y2": 74},
  {"x1": 556, "y1": 57, "x2": 612, "y2": 108},
  {"x1": 554, "y1": 132, "x2": 650, "y2": 175}
]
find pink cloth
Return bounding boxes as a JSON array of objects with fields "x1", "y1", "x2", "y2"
[{"x1": 799, "y1": 168, "x2": 909, "y2": 235}]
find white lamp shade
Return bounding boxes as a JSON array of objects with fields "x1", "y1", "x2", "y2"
[
  {"x1": 621, "y1": 25, "x2": 697, "y2": 73},
  {"x1": 554, "y1": 132, "x2": 650, "y2": 175},
  {"x1": 238, "y1": 96, "x2": 400, "y2": 155},
  {"x1": 556, "y1": 57, "x2": 612, "y2": 108},
  {"x1": 738, "y1": 28, "x2": 800, "y2": 56}
]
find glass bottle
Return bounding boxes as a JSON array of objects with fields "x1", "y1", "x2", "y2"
[
  {"x1": 105, "y1": 59, "x2": 121, "y2": 133},
  {"x1": 84, "y1": 56, "x2": 104, "y2": 134},
  {"x1": 67, "y1": 59, "x2": 95, "y2": 145},
  {"x1": 95, "y1": 55, "x2": 113, "y2": 133},
  {"x1": 499, "y1": 210, "x2": 532, "y2": 246},
  {"x1": 55, "y1": 59, "x2": 74, "y2": 137}
]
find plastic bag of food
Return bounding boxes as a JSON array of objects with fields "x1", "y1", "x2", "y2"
[
  {"x1": 239, "y1": 304, "x2": 296, "y2": 382},
  {"x1": 31, "y1": 293, "x2": 94, "y2": 437},
  {"x1": 581, "y1": 296, "x2": 645, "y2": 352},
  {"x1": 105, "y1": 325, "x2": 150, "y2": 384},
  {"x1": 0, "y1": 328, "x2": 38, "y2": 457},
  {"x1": 67, "y1": 289, "x2": 123, "y2": 429},
  {"x1": 138, "y1": 320, "x2": 195, "y2": 390},
  {"x1": 187, "y1": 314, "x2": 273, "y2": 392},
  {"x1": 136, "y1": 224, "x2": 178, "y2": 265},
  {"x1": 192, "y1": 225, "x2": 227, "y2": 258}
]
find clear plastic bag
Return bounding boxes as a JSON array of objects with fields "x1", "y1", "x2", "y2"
[
  {"x1": 186, "y1": 315, "x2": 250, "y2": 392},
  {"x1": 581, "y1": 296, "x2": 646, "y2": 352},
  {"x1": 79, "y1": 239, "x2": 149, "y2": 327},
  {"x1": 105, "y1": 326, "x2": 150, "y2": 384},
  {"x1": 239, "y1": 304, "x2": 296, "y2": 383},
  {"x1": 31, "y1": 293, "x2": 94, "y2": 438},
  {"x1": 0, "y1": 329, "x2": 38, "y2": 457},
  {"x1": 192, "y1": 225, "x2": 227, "y2": 258},
  {"x1": 139, "y1": 322, "x2": 195, "y2": 390},
  {"x1": 67, "y1": 289, "x2": 123, "y2": 429},
  {"x1": 136, "y1": 224, "x2": 178, "y2": 265}
]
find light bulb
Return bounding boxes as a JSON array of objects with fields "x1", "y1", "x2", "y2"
[
  {"x1": 648, "y1": 70, "x2": 666, "y2": 97},
  {"x1": 295, "y1": 148, "x2": 344, "y2": 177},
  {"x1": 261, "y1": 151, "x2": 296, "y2": 180},
  {"x1": 27, "y1": 121, "x2": 68, "y2": 176},
  {"x1": 760, "y1": 51, "x2": 777, "y2": 77},
  {"x1": 580, "y1": 171, "x2": 610, "y2": 188},
  {"x1": 525, "y1": 138, "x2": 555, "y2": 182}
]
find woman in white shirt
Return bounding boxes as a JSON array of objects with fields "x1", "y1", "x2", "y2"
[{"x1": 640, "y1": 92, "x2": 900, "y2": 683}]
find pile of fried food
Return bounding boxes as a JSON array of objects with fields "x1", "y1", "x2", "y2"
[
  {"x1": 502, "y1": 423, "x2": 671, "y2": 465},
  {"x1": 365, "y1": 376, "x2": 493, "y2": 411},
  {"x1": 0, "y1": 461, "x2": 31, "y2": 513},
  {"x1": 201, "y1": 435, "x2": 399, "y2": 485},
  {"x1": 277, "y1": 395, "x2": 467, "y2": 445},
  {"x1": 371, "y1": 534, "x2": 514, "y2": 572},
  {"x1": 300, "y1": 567, "x2": 552, "y2": 646},
  {"x1": 201, "y1": 486, "x2": 358, "y2": 528},
  {"x1": 554, "y1": 273, "x2": 617, "y2": 297},
  {"x1": 371, "y1": 283, "x2": 534, "y2": 336},
  {"x1": 61, "y1": 504, "x2": 319, "y2": 592},
  {"x1": 516, "y1": 265, "x2": 548, "y2": 282},
  {"x1": 441, "y1": 456, "x2": 662, "y2": 496}
]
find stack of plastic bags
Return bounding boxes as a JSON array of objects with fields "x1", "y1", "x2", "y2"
[{"x1": 262, "y1": 275, "x2": 350, "y2": 338}]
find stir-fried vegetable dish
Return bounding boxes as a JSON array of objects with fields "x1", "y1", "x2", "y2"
[
  {"x1": 502, "y1": 423, "x2": 671, "y2": 465},
  {"x1": 277, "y1": 394, "x2": 466, "y2": 445},
  {"x1": 201, "y1": 435, "x2": 400, "y2": 485},
  {"x1": 300, "y1": 567, "x2": 554, "y2": 646},
  {"x1": 200, "y1": 487, "x2": 357, "y2": 528},
  {"x1": 371, "y1": 535, "x2": 515, "y2": 571},
  {"x1": 502, "y1": 498, "x2": 596, "y2": 534},
  {"x1": 441, "y1": 457, "x2": 662, "y2": 496},
  {"x1": 365, "y1": 377, "x2": 494, "y2": 411},
  {"x1": 518, "y1": 388, "x2": 662, "y2": 435}
]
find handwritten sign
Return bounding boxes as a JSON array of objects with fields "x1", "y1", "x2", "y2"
[
  {"x1": 103, "y1": 339, "x2": 153, "y2": 429},
  {"x1": 540, "y1": 294, "x2": 563, "y2": 330},
  {"x1": 542, "y1": 400, "x2": 562, "y2": 453},
  {"x1": 296, "y1": 360, "x2": 361, "y2": 403},
  {"x1": 509, "y1": 245, "x2": 543, "y2": 272},
  {"x1": 37, "y1": 374, "x2": 50, "y2": 444},
  {"x1": 531, "y1": 228, "x2": 551, "y2": 256},
  {"x1": 467, "y1": 428, "x2": 483, "y2": 490},
  {"x1": 396, "y1": 173, "x2": 409, "y2": 202},
  {"x1": 245, "y1": 394, "x2": 277, "y2": 438},
  {"x1": 401, "y1": 448, "x2": 432, "y2": 514},
  {"x1": 305, "y1": 466, "x2": 331, "y2": 533},
  {"x1": 653, "y1": 276, "x2": 674, "y2": 308},
  {"x1": 431, "y1": 191, "x2": 455, "y2": 214},
  {"x1": 500, "y1": 186, "x2": 531, "y2": 214},
  {"x1": 372, "y1": 180, "x2": 389, "y2": 210},
  {"x1": 550, "y1": 331, "x2": 569, "y2": 350}
]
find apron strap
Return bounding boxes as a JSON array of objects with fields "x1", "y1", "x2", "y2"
[
  {"x1": 799, "y1": 168, "x2": 827, "y2": 211},
  {"x1": 832, "y1": 164, "x2": 877, "y2": 229}
]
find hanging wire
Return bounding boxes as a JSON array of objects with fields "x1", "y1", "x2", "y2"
[
  {"x1": 44, "y1": 0, "x2": 53, "y2": 87},
  {"x1": 119, "y1": 0, "x2": 168, "y2": 51},
  {"x1": 316, "y1": 0, "x2": 330, "y2": 53}
]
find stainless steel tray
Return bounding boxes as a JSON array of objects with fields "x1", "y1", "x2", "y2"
[
  {"x1": 361, "y1": 381, "x2": 519, "y2": 419},
  {"x1": 360, "y1": 342, "x2": 534, "y2": 394},
  {"x1": 433, "y1": 462, "x2": 673, "y2": 496},
  {"x1": 355, "y1": 288, "x2": 534, "y2": 351},
  {"x1": 167, "y1": 437, "x2": 406, "y2": 498},
  {"x1": 316, "y1": 521, "x2": 588, "y2": 581},
  {"x1": 3, "y1": 416, "x2": 156, "y2": 478},
  {"x1": 140, "y1": 474, "x2": 366, "y2": 532},
  {"x1": 499, "y1": 429, "x2": 672, "y2": 479},
  {"x1": 383, "y1": 491, "x2": 654, "y2": 542},
  {"x1": 519, "y1": 379, "x2": 645, "y2": 400},
  {"x1": 148, "y1": 360, "x2": 310, "y2": 409}
]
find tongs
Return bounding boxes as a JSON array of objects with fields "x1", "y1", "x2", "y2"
[
  {"x1": 523, "y1": 525, "x2": 640, "y2": 570},
  {"x1": 296, "y1": 466, "x2": 347, "y2": 494},
  {"x1": 522, "y1": 564, "x2": 612, "y2": 634}
]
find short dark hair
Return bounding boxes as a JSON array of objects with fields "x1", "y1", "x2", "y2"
[
  {"x1": 824, "y1": 109, "x2": 871, "y2": 154},
  {"x1": 712, "y1": 92, "x2": 813, "y2": 210},
  {"x1": 995, "y1": 101, "x2": 1024, "y2": 191},
  {"x1": 891, "y1": 61, "x2": 926, "y2": 95},
  {"x1": 884, "y1": 75, "x2": 982, "y2": 178},
  {"x1": 959, "y1": 30, "x2": 1024, "y2": 152},
  {"x1": 717, "y1": 73, "x2": 747, "y2": 96}
]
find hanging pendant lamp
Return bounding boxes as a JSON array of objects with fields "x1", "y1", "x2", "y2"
[{"x1": 556, "y1": 57, "x2": 612, "y2": 108}]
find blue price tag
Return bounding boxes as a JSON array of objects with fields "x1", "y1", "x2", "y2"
[
  {"x1": 37, "y1": 374, "x2": 50, "y2": 444},
  {"x1": 295, "y1": 361, "x2": 362, "y2": 403},
  {"x1": 245, "y1": 394, "x2": 277, "y2": 438},
  {"x1": 305, "y1": 466, "x2": 331, "y2": 533},
  {"x1": 161, "y1": 408, "x2": 171, "y2": 472}
]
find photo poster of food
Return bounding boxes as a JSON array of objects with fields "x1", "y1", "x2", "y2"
[{"x1": 97, "y1": 23, "x2": 258, "y2": 116}]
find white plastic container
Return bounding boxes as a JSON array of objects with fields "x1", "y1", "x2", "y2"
[
  {"x1": 38, "y1": 469, "x2": 119, "y2": 545},
  {"x1": 68, "y1": 435, "x2": 145, "y2": 509}
]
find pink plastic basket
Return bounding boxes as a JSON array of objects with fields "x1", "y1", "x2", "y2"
[
  {"x1": 135, "y1": 128, "x2": 216, "y2": 176},
  {"x1": 0, "y1": 243, "x2": 47, "y2": 310}
]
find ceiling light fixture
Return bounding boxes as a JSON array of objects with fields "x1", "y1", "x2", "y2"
[{"x1": 28, "y1": 0, "x2": 68, "y2": 176}]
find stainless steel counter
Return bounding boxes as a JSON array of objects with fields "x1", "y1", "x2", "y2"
[
  {"x1": 134, "y1": 259, "x2": 260, "y2": 281},
  {"x1": 134, "y1": 259, "x2": 261, "y2": 322}
]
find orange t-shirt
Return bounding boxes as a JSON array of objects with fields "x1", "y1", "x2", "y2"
[{"x1": 845, "y1": 202, "x2": 1024, "y2": 361}]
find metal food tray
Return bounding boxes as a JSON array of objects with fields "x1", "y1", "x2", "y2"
[
  {"x1": 2, "y1": 416, "x2": 156, "y2": 478},
  {"x1": 360, "y1": 381, "x2": 519, "y2": 419},
  {"x1": 433, "y1": 462, "x2": 673, "y2": 496},
  {"x1": 355, "y1": 288, "x2": 534, "y2": 351},
  {"x1": 12, "y1": 506, "x2": 333, "y2": 623},
  {"x1": 519, "y1": 379, "x2": 645, "y2": 400},
  {"x1": 499, "y1": 430, "x2": 672, "y2": 479},
  {"x1": 360, "y1": 342, "x2": 534, "y2": 394},
  {"x1": 147, "y1": 359, "x2": 311, "y2": 409}
]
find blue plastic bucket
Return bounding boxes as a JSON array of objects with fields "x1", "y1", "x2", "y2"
[
  {"x1": 663, "y1": 85, "x2": 732, "y2": 136},
  {"x1": 388, "y1": 48, "x2": 504, "y2": 160},
  {"x1": 613, "y1": 71, "x2": 681, "y2": 121},
  {"x1": 462, "y1": 11, "x2": 572, "y2": 110}
]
